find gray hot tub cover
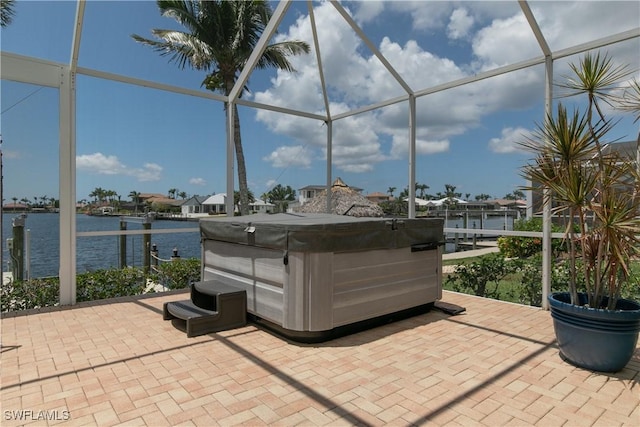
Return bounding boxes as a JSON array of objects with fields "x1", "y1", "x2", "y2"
[{"x1": 199, "y1": 213, "x2": 443, "y2": 253}]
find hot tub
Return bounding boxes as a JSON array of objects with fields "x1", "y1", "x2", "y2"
[{"x1": 199, "y1": 213, "x2": 443, "y2": 341}]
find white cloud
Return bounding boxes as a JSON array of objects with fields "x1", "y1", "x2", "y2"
[
  {"x1": 388, "y1": 1, "x2": 518, "y2": 32},
  {"x1": 76, "y1": 152, "x2": 162, "y2": 182},
  {"x1": 263, "y1": 146, "x2": 312, "y2": 168},
  {"x1": 447, "y1": 8, "x2": 474, "y2": 40},
  {"x1": 488, "y1": 127, "x2": 532, "y2": 154},
  {"x1": 189, "y1": 177, "x2": 206, "y2": 186},
  {"x1": 136, "y1": 163, "x2": 163, "y2": 182},
  {"x1": 390, "y1": 134, "x2": 449, "y2": 159},
  {"x1": 77, "y1": 152, "x2": 122, "y2": 175},
  {"x1": 472, "y1": 13, "x2": 541, "y2": 69},
  {"x1": 354, "y1": 1, "x2": 385, "y2": 25},
  {"x1": 251, "y1": 1, "x2": 639, "y2": 176}
]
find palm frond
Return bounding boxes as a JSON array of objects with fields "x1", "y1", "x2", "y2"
[
  {"x1": 257, "y1": 41, "x2": 311, "y2": 72},
  {"x1": 558, "y1": 51, "x2": 634, "y2": 101},
  {"x1": 0, "y1": 0, "x2": 16, "y2": 28},
  {"x1": 614, "y1": 78, "x2": 640, "y2": 123}
]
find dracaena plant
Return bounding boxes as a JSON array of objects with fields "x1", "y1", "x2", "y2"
[{"x1": 520, "y1": 52, "x2": 640, "y2": 309}]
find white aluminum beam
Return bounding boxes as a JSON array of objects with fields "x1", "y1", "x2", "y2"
[
  {"x1": 58, "y1": 0, "x2": 86, "y2": 306},
  {"x1": 308, "y1": 0, "x2": 331, "y2": 119},
  {"x1": 326, "y1": 120, "x2": 333, "y2": 213},
  {"x1": 235, "y1": 98, "x2": 326, "y2": 121},
  {"x1": 0, "y1": 52, "x2": 63, "y2": 87},
  {"x1": 70, "y1": 0, "x2": 85, "y2": 72},
  {"x1": 552, "y1": 28, "x2": 639, "y2": 60},
  {"x1": 415, "y1": 56, "x2": 545, "y2": 98},
  {"x1": 307, "y1": 0, "x2": 334, "y2": 211},
  {"x1": 59, "y1": 65, "x2": 76, "y2": 306},
  {"x1": 408, "y1": 95, "x2": 416, "y2": 219},
  {"x1": 330, "y1": 1, "x2": 413, "y2": 95},
  {"x1": 332, "y1": 94, "x2": 409, "y2": 121},
  {"x1": 77, "y1": 66, "x2": 226, "y2": 102},
  {"x1": 541, "y1": 56, "x2": 553, "y2": 310},
  {"x1": 228, "y1": 0, "x2": 291, "y2": 103},
  {"x1": 519, "y1": 1, "x2": 552, "y2": 57}
]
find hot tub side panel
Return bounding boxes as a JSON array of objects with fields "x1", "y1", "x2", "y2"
[
  {"x1": 202, "y1": 240, "x2": 286, "y2": 325},
  {"x1": 330, "y1": 246, "x2": 441, "y2": 328}
]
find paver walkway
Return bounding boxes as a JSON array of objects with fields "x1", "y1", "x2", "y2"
[{"x1": 1, "y1": 290, "x2": 638, "y2": 426}]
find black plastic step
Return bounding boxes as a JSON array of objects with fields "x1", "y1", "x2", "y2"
[
  {"x1": 163, "y1": 281, "x2": 247, "y2": 337},
  {"x1": 164, "y1": 299, "x2": 217, "y2": 320},
  {"x1": 191, "y1": 280, "x2": 246, "y2": 311}
]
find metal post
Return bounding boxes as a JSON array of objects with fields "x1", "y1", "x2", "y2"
[
  {"x1": 151, "y1": 244, "x2": 159, "y2": 268},
  {"x1": 25, "y1": 229, "x2": 30, "y2": 281},
  {"x1": 11, "y1": 215, "x2": 26, "y2": 282},
  {"x1": 541, "y1": 56, "x2": 554, "y2": 310},
  {"x1": 326, "y1": 120, "x2": 332, "y2": 213},
  {"x1": 119, "y1": 220, "x2": 127, "y2": 269},
  {"x1": 143, "y1": 219, "x2": 151, "y2": 273},
  {"x1": 408, "y1": 94, "x2": 416, "y2": 219},
  {"x1": 454, "y1": 224, "x2": 459, "y2": 252},
  {"x1": 472, "y1": 221, "x2": 477, "y2": 250},
  {"x1": 463, "y1": 212, "x2": 468, "y2": 241}
]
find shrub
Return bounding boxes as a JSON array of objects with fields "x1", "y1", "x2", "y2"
[
  {"x1": 445, "y1": 253, "x2": 520, "y2": 299},
  {"x1": 76, "y1": 267, "x2": 148, "y2": 302},
  {"x1": 497, "y1": 217, "x2": 567, "y2": 258},
  {"x1": 518, "y1": 255, "x2": 572, "y2": 306},
  {"x1": 0, "y1": 259, "x2": 200, "y2": 312},
  {"x1": 1, "y1": 276, "x2": 60, "y2": 312},
  {"x1": 150, "y1": 257, "x2": 200, "y2": 290}
]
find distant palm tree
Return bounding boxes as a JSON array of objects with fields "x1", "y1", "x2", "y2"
[
  {"x1": 129, "y1": 191, "x2": 141, "y2": 214},
  {"x1": 1, "y1": 0, "x2": 16, "y2": 28},
  {"x1": 387, "y1": 187, "x2": 396, "y2": 198},
  {"x1": 168, "y1": 188, "x2": 177, "y2": 199},
  {"x1": 132, "y1": 0, "x2": 309, "y2": 215},
  {"x1": 89, "y1": 187, "x2": 106, "y2": 203},
  {"x1": 416, "y1": 183, "x2": 429, "y2": 199}
]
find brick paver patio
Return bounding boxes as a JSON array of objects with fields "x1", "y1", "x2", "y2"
[{"x1": 1, "y1": 290, "x2": 639, "y2": 426}]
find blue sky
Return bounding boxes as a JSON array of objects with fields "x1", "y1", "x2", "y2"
[{"x1": 1, "y1": 0, "x2": 639, "y2": 205}]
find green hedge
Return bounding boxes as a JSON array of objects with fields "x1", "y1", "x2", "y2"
[
  {"x1": 497, "y1": 217, "x2": 567, "y2": 258},
  {"x1": 1, "y1": 258, "x2": 200, "y2": 312}
]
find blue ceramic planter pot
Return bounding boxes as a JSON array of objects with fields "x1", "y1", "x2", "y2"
[{"x1": 548, "y1": 292, "x2": 640, "y2": 372}]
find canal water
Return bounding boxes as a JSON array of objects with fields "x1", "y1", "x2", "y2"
[
  {"x1": 2, "y1": 213, "x2": 200, "y2": 278},
  {"x1": 2, "y1": 212, "x2": 514, "y2": 279}
]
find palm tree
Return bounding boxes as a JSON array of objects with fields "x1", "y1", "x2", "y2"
[
  {"x1": 129, "y1": 191, "x2": 141, "y2": 214},
  {"x1": 132, "y1": 0, "x2": 310, "y2": 215},
  {"x1": 233, "y1": 189, "x2": 255, "y2": 213},
  {"x1": 387, "y1": 187, "x2": 396, "y2": 198},
  {"x1": 168, "y1": 188, "x2": 177, "y2": 199},
  {"x1": 416, "y1": 183, "x2": 429, "y2": 199},
  {"x1": 1, "y1": 0, "x2": 16, "y2": 28},
  {"x1": 89, "y1": 187, "x2": 106, "y2": 204}
]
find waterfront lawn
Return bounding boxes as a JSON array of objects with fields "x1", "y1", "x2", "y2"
[{"x1": 443, "y1": 253, "x2": 640, "y2": 307}]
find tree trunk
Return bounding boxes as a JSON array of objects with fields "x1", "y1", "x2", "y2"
[{"x1": 233, "y1": 104, "x2": 250, "y2": 216}]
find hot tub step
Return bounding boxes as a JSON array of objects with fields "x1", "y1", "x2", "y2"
[
  {"x1": 191, "y1": 280, "x2": 246, "y2": 311},
  {"x1": 164, "y1": 283, "x2": 247, "y2": 337}
]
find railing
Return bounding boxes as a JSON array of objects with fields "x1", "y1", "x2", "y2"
[{"x1": 148, "y1": 243, "x2": 183, "y2": 292}]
